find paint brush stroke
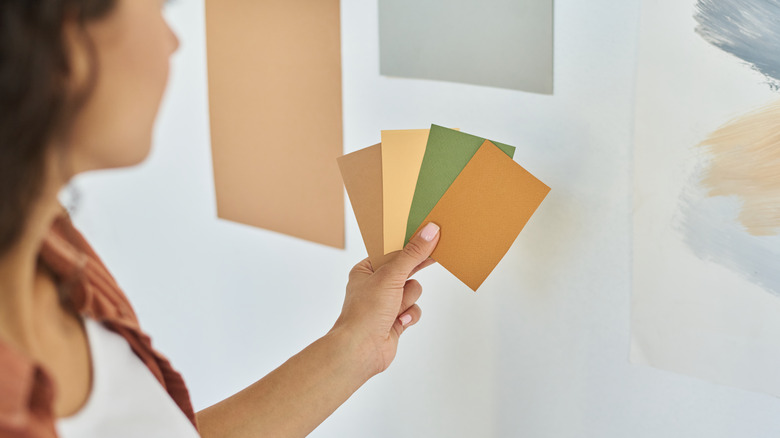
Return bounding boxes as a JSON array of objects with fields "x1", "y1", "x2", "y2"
[
  {"x1": 697, "y1": 100, "x2": 780, "y2": 236},
  {"x1": 678, "y1": 180, "x2": 780, "y2": 298},
  {"x1": 678, "y1": 99, "x2": 780, "y2": 296},
  {"x1": 695, "y1": 0, "x2": 780, "y2": 88}
]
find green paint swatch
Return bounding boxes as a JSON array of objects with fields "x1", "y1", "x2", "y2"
[{"x1": 405, "y1": 125, "x2": 516, "y2": 243}]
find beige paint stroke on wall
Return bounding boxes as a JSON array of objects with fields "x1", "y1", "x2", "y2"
[
  {"x1": 699, "y1": 99, "x2": 780, "y2": 236},
  {"x1": 205, "y1": 0, "x2": 344, "y2": 248}
]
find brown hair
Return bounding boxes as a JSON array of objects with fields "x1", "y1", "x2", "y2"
[{"x1": 0, "y1": 0, "x2": 117, "y2": 255}]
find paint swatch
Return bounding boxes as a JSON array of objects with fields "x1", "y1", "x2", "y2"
[
  {"x1": 381, "y1": 129, "x2": 463, "y2": 255},
  {"x1": 405, "y1": 125, "x2": 516, "y2": 244},
  {"x1": 695, "y1": 0, "x2": 780, "y2": 88},
  {"x1": 378, "y1": 0, "x2": 554, "y2": 93},
  {"x1": 206, "y1": 0, "x2": 344, "y2": 247},
  {"x1": 338, "y1": 126, "x2": 549, "y2": 289},
  {"x1": 338, "y1": 145, "x2": 393, "y2": 269},
  {"x1": 381, "y1": 129, "x2": 430, "y2": 256},
  {"x1": 414, "y1": 141, "x2": 550, "y2": 290}
]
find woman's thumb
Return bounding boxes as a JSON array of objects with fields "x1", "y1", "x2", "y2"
[{"x1": 388, "y1": 222, "x2": 440, "y2": 275}]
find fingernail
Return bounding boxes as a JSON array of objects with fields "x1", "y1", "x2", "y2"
[
  {"x1": 420, "y1": 223, "x2": 440, "y2": 242},
  {"x1": 399, "y1": 314, "x2": 413, "y2": 326}
]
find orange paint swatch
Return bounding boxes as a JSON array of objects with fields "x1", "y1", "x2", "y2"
[
  {"x1": 416, "y1": 141, "x2": 550, "y2": 290},
  {"x1": 206, "y1": 0, "x2": 344, "y2": 247},
  {"x1": 338, "y1": 145, "x2": 393, "y2": 269}
]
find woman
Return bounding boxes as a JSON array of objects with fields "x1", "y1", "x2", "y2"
[{"x1": 0, "y1": 0, "x2": 441, "y2": 437}]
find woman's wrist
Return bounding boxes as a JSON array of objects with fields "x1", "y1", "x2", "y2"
[{"x1": 324, "y1": 324, "x2": 384, "y2": 382}]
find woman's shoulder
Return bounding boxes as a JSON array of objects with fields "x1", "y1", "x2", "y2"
[
  {"x1": 0, "y1": 208, "x2": 118, "y2": 438},
  {"x1": 0, "y1": 332, "x2": 57, "y2": 437},
  {"x1": 40, "y1": 208, "x2": 139, "y2": 324},
  {"x1": 38, "y1": 208, "x2": 198, "y2": 429}
]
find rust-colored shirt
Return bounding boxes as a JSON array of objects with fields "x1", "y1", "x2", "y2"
[{"x1": 0, "y1": 214, "x2": 197, "y2": 437}]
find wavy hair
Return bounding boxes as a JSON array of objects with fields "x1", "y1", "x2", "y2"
[{"x1": 0, "y1": 0, "x2": 117, "y2": 254}]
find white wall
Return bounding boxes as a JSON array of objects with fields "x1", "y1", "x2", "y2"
[{"x1": 69, "y1": 0, "x2": 780, "y2": 436}]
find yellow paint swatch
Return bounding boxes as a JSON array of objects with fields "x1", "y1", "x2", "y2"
[
  {"x1": 381, "y1": 128, "x2": 460, "y2": 254},
  {"x1": 381, "y1": 129, "x2": 431, "y2": 255}
]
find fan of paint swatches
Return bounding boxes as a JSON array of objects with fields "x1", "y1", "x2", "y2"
[{"x1": 338, "y1": 125, "x2": 550, "y2": 291}]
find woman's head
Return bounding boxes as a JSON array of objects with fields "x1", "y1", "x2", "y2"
[{"x1": 0, "y1": 0, "x2": 178, "y2": 253}]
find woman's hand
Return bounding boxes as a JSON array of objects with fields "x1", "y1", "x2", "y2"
[
  {"x1": 197, "y1": 223, "x2": 441, "y2": 438},
  {"x1": 331, "y1": 222, "x2": 441, "y2": 376}
]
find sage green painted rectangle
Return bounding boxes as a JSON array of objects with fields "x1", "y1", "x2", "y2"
[
  {"x1": 405, "y1": 125, "x2": 516, "y2": 243},
  {"x1": 378, "y1": 0, "x2": 554, "y2": 94}
]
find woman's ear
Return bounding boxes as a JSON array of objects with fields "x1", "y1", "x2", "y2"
[{"x1": 62, "y1": 18, "x2": 94, "y2": 105}]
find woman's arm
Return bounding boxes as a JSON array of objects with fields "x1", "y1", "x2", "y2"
[
  {"x1": 195, "y1": 327, "x2": 376, "y2": 438},
  {"x1": 195, "y1": 223, "x2": 441, "y2": 438}
]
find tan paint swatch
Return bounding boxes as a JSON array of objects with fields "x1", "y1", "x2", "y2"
[
  {"x1": 415, "y1": 141, "x2": 550, "y2": 291},
  {"x1": 381, "y1": 129, "x2": 430, "y2": 255},
  {"x1": 338, "y1": 145, "x2": 394, "y2": 270},
  {"x1": 205, "y1": 0, "x2": 344, "y2": 247},
  {"x1": 699, "y1": 99, "x2": 780, "y2": 236}
]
